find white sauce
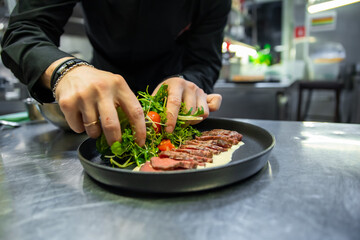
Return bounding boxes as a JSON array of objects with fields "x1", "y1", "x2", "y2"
[
  {"x1": 196, "y1": 141, "x2": 244, "y2": 169},
  {"x1": 133, "y1": 141, "x2": 244, "y2": 171}
]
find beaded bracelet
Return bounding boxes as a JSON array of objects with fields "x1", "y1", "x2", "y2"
[{"x1": 51, "y1": 59, "x2": 94, "y2": 99}]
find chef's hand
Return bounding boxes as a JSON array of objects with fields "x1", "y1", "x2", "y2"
[
  {"x1": 152, "y1": 77, "x2": 222, "y2": 133},
  {"x1": 41, "y1": 58, "x2": 146, "y2": 147}
]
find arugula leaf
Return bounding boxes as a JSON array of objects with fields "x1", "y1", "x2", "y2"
[
  {"x1": 153, "y1": 84, "x2": 168, "y2": 105},
  {"x1": 192, "y1": 106, "x2": 204, "y2": 116},
  {"x1": 96, "y1": 133, "x2": 110, "y2": 155},
  {"x1": 178, "y1": 103, "x2": 204, "y2": 117}
]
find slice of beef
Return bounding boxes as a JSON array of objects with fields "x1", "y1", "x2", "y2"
[
  {"x1": 159, "y1": 151, "x2": 213, "y2": 163},
  {"x1": 180, "y1": 143, "x2": 217, "y2": 152},
  {"x1": 208, "y1": 139, "x2": 233, "y2": 148},
  {"x1": 174, "y1": 147, "x2": 213, "y2": 158},
  {"x1": 185, "y1": 139, "x2": 232, "y2": 149},
  {"x1": 201, "y1": 129, "x2": 243, "y2": 142},
  {"x1": 184, "y1": 140, "x2": 226, "y2": 153},
  {"x1": 139, "y1": 161, "x2": 163, "y2": 172},
  {"x1": 195, "y1": 135, "x2": 239, "y2": 145},
  {"x1": 150, "y1": 157, "x2": 197, "y2": 170}
]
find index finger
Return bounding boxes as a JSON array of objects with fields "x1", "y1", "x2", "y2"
[{"x1": 165, "y1": 85, "x2": 184, "y2": 133}]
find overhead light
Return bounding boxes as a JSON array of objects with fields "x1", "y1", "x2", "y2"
[
  {"x1": 228, "y1": 44, "x2": 258, "y2": 58},
  {"x1": 307, "y1": 0, "x2": 360, "y2": 14},
  {"x1": 222, "y1": 41, "x2": 258, "y2": 58}
]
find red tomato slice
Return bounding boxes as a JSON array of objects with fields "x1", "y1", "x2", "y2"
[
  {"x1": 158, "y1": 139, "x2": 175, "y2": 151},
  {"x1": 147, "y1": 111, "x2": 161, "y2": 133}
]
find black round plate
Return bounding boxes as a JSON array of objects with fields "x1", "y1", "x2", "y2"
[{"x1": 77, "y1": 118, "x2": 275, "y2": 193}]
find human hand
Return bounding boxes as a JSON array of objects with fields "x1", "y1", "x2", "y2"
[
  {"x1": 54, "y1": 66, "x2": 146, "y2": 146},
  {"x1": 152, "y1": 77, "x2": 222, "y2": 133}
]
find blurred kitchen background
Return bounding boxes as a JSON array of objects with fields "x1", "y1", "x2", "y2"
[{"x1": 0, "y1": 0, "x2": 360, "y2": 123}]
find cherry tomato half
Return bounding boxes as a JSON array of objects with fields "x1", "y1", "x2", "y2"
[
  {"x1": 158, "y1": 139, "x2": 175, "y2": 151},
  {"x1": 147, "y1": 111, "x2": 161, "y2": 133}
]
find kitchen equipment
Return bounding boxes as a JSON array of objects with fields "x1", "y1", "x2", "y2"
[
  {"x1": 36, "y1": 102, "x2": 72, "y2": 131},
  {"x1": 23, "y1": 98, "x2": 45, "y2": 121},
  {"x1": 77, "y1": 118, "x2": 275, "y2": 193}
]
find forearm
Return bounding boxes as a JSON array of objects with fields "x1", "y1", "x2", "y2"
[{"x1": 0, "y1": 0, "x2": 78, "y2": 103}]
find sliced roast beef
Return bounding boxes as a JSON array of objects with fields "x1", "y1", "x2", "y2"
[
  {"x1": 184, "y1": 140, "x2": 226, "y2": 153},
  {"x1": 201, "y1": 129, "x2": 243, "y2": 141},
  {"x1": 158, "y1": 151, "x2": 213, "y2": 163},
  {"x1": 175, "y1": 147, "x2": 213, "y2": 158},
  {"x1": 185, "y1": 139, "x2": 232, "y2": 149},
  {"x1": 150, "y1": 157, "x2": 197, "y2": 170},
  {"x1": 139, "y1": 161, "x2": 163, "y2": 172},
  {"x1": 207, "y1": 139, "x2": 233, "y2": 148},
  {"x1": 180, "y1": 143, "x2": 218, "y2": 153},
  {"x1": 195, "y1": 135, "x2": 239, "y2": 145}
]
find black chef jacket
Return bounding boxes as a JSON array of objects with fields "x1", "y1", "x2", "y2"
[{"x1": 1, "y1": 0, "x2": 231, "y2": 103}]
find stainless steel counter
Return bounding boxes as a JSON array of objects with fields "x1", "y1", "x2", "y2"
[{"x1": 0, "y1": 119, "x2": 359, "y2": 240}]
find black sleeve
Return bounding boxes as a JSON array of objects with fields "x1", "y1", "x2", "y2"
[
  {"x1": 0, "y1": 0, "x2": 79, "y2": 103},
  {"x1": 181, "y1": 0, "x2": 231, "y2": 94}
]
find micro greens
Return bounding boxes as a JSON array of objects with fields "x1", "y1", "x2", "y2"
[{"x1": 96, "y1": 84, "x2": 202, "y2": 168}]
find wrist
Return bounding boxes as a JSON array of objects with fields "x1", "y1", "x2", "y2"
[
  {"x1": 40, "y1": 57, "x2": 74, "y2": 89},
  {"x1": 51, "y1": 58, "x2": 94, "y2": 100},
  {"x1": 163, "y1": 74, "x2": 184, "y2": 81}
]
